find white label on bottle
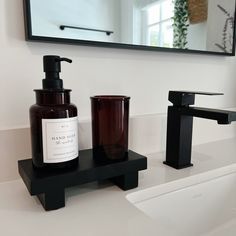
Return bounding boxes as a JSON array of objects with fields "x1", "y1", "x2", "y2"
[{"x1": 42, "y1": 117, "x2": 78, "y2": 163}]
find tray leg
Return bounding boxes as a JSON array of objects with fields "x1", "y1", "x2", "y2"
[
  {"x1": 111, "y1": 172, "x2": 138, "y2": 190},
  {"x1": 37, "y1": 188, "x2": 65, "y2": 211}
]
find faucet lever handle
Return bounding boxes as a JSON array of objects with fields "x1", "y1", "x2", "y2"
[{"x1": 168, "y1": 91, "x2": 224, "y2": 106}]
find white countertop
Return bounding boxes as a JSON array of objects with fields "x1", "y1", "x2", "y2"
[{"x1": 1, "y1": 138, "x2": 236, "y2": 236}]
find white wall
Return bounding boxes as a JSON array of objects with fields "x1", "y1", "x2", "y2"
[{"x1": 1, "y1": 0, "x2": 236, "y2": 181}]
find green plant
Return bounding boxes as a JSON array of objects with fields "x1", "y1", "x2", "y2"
[{"x1": 172, "y1": 0, "x2": 189, "y2": 49}]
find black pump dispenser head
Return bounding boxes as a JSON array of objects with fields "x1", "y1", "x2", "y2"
[{"x1": 42, "y1": 55, "x2": 72, "y2": 89}]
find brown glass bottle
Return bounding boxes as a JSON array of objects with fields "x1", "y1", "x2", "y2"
[
  {"x1": 91, "y1": 95, "x2": 130, "y2": 163},
  {"x1": 30, "y1": 90, "x2": 78, "y2": 169},
  {"x1": 29, "y1": 55, "x2": 79, "y2": 170}
]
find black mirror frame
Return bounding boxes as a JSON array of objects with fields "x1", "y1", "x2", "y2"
[{"x1": 23, "y1": 0, "x2": 236, "y2": 56}]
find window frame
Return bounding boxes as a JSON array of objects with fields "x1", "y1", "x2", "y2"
[{"x1": 142, "y1": 0, "x2": 174, "y2": 47}]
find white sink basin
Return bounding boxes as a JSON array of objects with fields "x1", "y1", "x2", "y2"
[{"x1": 127, "y1": 164, "x2": 236, "y2": 236}]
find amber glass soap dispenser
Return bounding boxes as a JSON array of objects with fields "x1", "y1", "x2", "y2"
[{"x1": 30, "y1": 55, "x2": 78, "y2": 170}]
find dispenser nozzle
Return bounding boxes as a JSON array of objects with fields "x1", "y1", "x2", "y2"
[
  {"x1": 42, "y1": 55, "x2": 72, "y2": 89},
  {"x1": 55, "y1": 57, "x2": 73, "y2": 64}
]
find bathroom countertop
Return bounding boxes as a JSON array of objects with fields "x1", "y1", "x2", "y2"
[{"x1": 1, "y1": 138, "x2": 236, "y2": 236}]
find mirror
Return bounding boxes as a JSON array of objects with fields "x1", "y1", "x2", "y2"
[{"x1": 24, "y1": 0, "x2": 236, "y2": 56}]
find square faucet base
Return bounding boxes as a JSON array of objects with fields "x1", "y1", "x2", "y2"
[{"x1": 163, "y1": 161, "x2": 193, "y2": 169}]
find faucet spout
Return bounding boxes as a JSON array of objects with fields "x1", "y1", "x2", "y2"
[
  {"x1": 182, "y1": 107, "x2": 236, "y2": 125},
  {"x1": 164, "y1": 91, "x2": 236, "y2": 169}
]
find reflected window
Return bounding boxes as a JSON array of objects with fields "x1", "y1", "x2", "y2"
[{"x1": 143, "y1": 0, "x2": 174, "y2": 47}]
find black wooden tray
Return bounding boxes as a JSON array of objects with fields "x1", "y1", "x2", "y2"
[{"x1": 18, "y1": 149, "x2": 147, "y2": 211}]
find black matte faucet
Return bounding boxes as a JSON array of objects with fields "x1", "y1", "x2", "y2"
[{"x1": 164, "y1": 91, "x2": 236, "y2": 169}]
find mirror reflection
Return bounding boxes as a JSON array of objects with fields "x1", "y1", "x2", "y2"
[{"x1": 28, "y1": 0, "x2": 236, "y2": 54}]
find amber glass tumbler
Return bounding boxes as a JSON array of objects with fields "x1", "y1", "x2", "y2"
[{"x1": 91, "y1": 96, "x2": 130, "y2": 163}]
